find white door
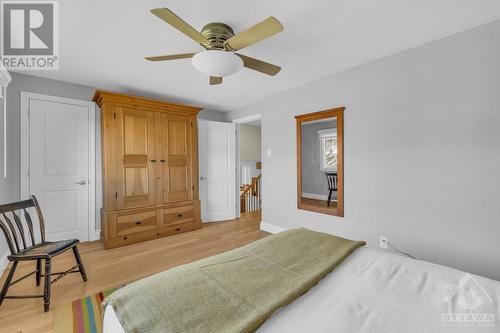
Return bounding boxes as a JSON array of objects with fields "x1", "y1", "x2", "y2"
[
  {"x1": 25, "y1": 94, "x2": 95, "y2": 241},
  {"x1": 198, "y1": 120, "x2": 236, "y2": 222}
]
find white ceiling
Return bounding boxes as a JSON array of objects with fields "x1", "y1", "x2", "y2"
[{"x1": 20, "y1": 0, "x2": 500, "y2": 111}]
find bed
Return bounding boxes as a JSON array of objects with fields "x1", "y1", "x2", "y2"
[{"x1": 103, "y1": 235, "x2": 499, "y2": 333}]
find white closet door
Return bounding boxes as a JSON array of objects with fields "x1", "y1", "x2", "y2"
[
  {"x1": 28, "y1": 96, "x2": 93, "y2": 241},
  {"x1": 198, "y1": 120, "x2": 236, "y2": 222}
]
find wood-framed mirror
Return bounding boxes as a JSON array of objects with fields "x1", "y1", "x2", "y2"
[{"x1": 296, "y1": 107, "x2": 344, "y2": 217}]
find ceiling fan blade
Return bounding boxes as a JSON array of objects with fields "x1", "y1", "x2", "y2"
[
  {"x1": 224, "y1": 17, "x2": 284, "y2": 51},
  {"x1": 145, "y1": 53, "x2": 196, "y2": 62},
  {"x1": 236, "y1": 54, "x2": 281, "y2": 76},
  {"x1": 151, "y1": 8, "x2": 210, "y2": 46},
  {"x1": 210, "y1": 76, "x2": 223, "y2": 85}
]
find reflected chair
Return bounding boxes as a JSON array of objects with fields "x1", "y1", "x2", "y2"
[
  {"x1": 0, "y1": 196, "x2": 87, "y2": 312},
  {"x1": 325, "y1": 172, "x2": 338, "y2": 207}
]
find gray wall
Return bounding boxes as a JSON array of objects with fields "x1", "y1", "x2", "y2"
[
  {"x1": 199, "y1": 109, "x2": 228, "y2": 122},
  {"x1": 224, "y1": 20, "x2": 500, "y2": 280},
  {"x1": 301, "y1": 120, "x2": 336, "y2": 197},
  {"x1": 0, "y1": 73, "x2": 226, "y2": 266},
  {"x1": 239, "y1": 124, "x2": 262, "y2": 185},
  {"x1": 240, "y1": 124, "x2": 261, "y2": 161}
]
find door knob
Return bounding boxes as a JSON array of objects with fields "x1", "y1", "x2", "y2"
[
  {"x1": 74, "y1": 180, "x2": 87, "y2": 185},
  {"x1": 200, "y1": 176, "x2": 206, "y2": 180}
]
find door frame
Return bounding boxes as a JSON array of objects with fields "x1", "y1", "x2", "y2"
[
  {"x1": 232, "y1": 113, "x2": 262, "y2": 218},
  {"x1": 20, "y1": 91, "x2": 98, "y2": 241}
]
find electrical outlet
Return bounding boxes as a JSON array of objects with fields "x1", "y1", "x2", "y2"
[{"x1": 379, "y1": 236, "x2": 388, "y2": 249}]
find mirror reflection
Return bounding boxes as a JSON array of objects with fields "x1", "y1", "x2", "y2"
[
  {"x1": 301, "y1": 117, "x2": 338, "y2": 211},
  {"x1": 296, "y1": 107, "x2": 344, "y2": 217}
]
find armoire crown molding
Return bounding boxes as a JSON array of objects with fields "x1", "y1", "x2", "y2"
[{"x1": 93, "y1": 90, "x2": 202, "y2": 115}]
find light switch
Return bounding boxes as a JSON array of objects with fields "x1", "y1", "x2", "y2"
[{"x1": 266, "y1": 149, "x2": 272, "y2": 158}]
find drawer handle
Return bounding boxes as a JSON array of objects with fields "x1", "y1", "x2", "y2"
[
  {"x1": 160, "y1": 159, "x2": 166, "y2": 163},
  {"x1": 177, "y1": 214, "x2": 183, "y2": 218},
  {"x1": 150, "y1": 159, "x2": 157, "y2": 163},
  {"x1": 176, "y1": 228, "x2": 181, "y2": 231},
  {"x1": 135, "y1": 221, "x2": 142, "y2": 225},
  {"x1": 124, "y1": 237, "x2": 128, "y2": 240}
]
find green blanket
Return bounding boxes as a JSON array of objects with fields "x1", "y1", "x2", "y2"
[{"x1": 104, "y1": 228, "x2": 365, "y2": 333}]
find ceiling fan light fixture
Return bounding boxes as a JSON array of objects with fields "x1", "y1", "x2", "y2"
[{"x1": 191, "y1": 50, "x2": 243, "y2": 77}]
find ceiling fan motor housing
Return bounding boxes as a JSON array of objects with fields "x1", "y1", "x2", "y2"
[
  {"x1": 145, "y1": 8, "x2": 283, "y2": 84},
  {"x1": 200, "y1": 23, "x2": 235, "y2": 50}
]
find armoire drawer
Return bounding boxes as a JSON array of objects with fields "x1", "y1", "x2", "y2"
[
  {"x1": 116, "y1": 210, "x2": 157, "y2": 237},
  {"x1": 159, "y1": 221, "x2": 199, "y2": 237},
  {"x1": 163, "y1": 205, "x2": 195, "y2": 226}
]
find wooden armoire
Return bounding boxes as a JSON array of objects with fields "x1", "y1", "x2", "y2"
[{"x1": 94, "y1": 91, "x2": 202, "y2": 249}]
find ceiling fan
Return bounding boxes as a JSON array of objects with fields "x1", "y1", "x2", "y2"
[{"x1": 145, "y1": 8, "x2": 284, "y2": 85}]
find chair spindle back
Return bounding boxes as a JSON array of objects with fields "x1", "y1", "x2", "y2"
[
  {"x1": 325, "y1": 172, "x2": 338, "y2": 191},
  {"x1": 0, "y1": 196, "x2": 46, "y2": 255}
]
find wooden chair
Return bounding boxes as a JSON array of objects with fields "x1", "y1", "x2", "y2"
[
  {"x1": 325, "y1": 172, "x2": 338, "y2": 207},
  {"x1": 0, "y1": 196, "x2": 87, "y2": 312}
]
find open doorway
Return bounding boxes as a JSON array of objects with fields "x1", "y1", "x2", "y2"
[{"x1": 234, "y1": 114, "x2": 262, "y2": 222}]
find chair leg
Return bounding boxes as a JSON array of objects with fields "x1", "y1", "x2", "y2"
[
  {"x1": 0, "y1": 261, "x2": 18, "y2": 307},
  {"x1": 36, "y1": 259, "x2": 42, "y2": 286},
  {"x1": 43, "y1": 259, "x2": 51, "y2": 312},
  {"x1": 72, "y1": 246, "x2": 87, "y2": 282},
  {"x1": 327, "y1": 190, "x2": 333, "y2": 207}
]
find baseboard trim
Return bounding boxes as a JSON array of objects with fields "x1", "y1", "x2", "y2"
[
  {"x1": 302, "y1": 192, "x2": 332, "y2": 201},
  {"x1": 90, "y1": 229, "x2": 102, "y2": 241},
  {"x1": 0, "y1": 251, "x2": 8, "y2": 276},
  {"x1": 260, "y1": 222, "x2": 287, "y2": 234}
]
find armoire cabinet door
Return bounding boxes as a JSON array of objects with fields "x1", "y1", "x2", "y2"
[
  {"x1": 161, "y1": 113, "x2": 193, "y2": 203},
  {"x1": 114, "y1": 107, "x2": 156, "y2": 209}
]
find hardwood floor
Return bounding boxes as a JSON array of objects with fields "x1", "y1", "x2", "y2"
[
  {"x1": 301, "y1": 197, "x2": 338, "y2": 210},
  {"x1": 0, "y1": 211, "x2": 266, "y2": 333}
]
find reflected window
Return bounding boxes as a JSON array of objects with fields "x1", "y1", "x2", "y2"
[{"x1": 318, "y1": 129, "x2": 337, "y2": 171}]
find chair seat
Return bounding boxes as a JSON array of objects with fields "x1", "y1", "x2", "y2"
[{"x1": 8, "y1": 239, "x2": 79, "y2": 260}]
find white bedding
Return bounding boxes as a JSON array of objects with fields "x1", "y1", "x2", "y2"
[{"x1": 103, "y1": 248, "x2": 500, "y2": 333}]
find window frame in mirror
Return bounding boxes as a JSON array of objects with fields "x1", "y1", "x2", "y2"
[{"x1": 295, "y1": 107, "x2": 344, "y2": 217}]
